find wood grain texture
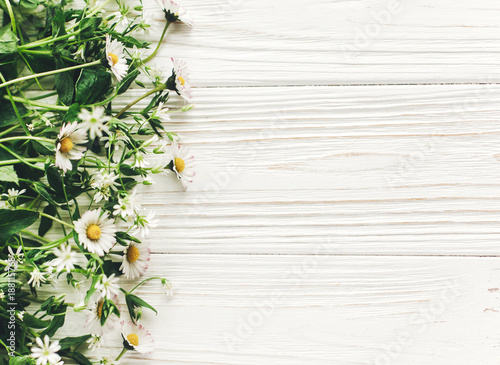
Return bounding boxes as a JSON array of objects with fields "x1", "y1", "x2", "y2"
[
  {"x1": 42, "y1": 0, "x2": 500, "y2": 362},
  {"x1": 57, "y1": 254, "x2": 500, "y2": 365},
  {"x1": 137, "y1": 0, "x2": 500, "y2": 86}
]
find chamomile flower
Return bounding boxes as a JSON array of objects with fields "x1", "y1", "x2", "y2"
[
  {"x1": 169, "y1": 139, "x2": 195, "y2": 188},
  {"x1": 50, "y1": 244, "x2": 77, "y2": 273},
  {"x1": 121, "y1": 321, "x2": 154, "y2": 354},
  {"x1": 167, "y1": 58, "x2": 192, "y2": 100},
  {"x1": 155, "y1": 0, "x2": 192, "y2": 26},
  {"x1": 87, "y1": 333, "x2": 103, "y2": 352},
  {"x1": 79, "y1": 106, "x2": 111, "y2": 140},
  {"x1": 74, "y1": 208, "x2": 116, "y2": 256},
  {"x1": 119, "y1": 242, "x2": 150, "y2": 279},
  {"x1": 27, "y1": 267, "x2": 47, "y2": 287},
  {"x1": 105, "y1": 34, "x2": 128, "y2": 82},
  {"x1": 91, "y1": 170, "x2": 119, "y2": 203},
  {"x1": 31, "y1": 335, "x2": 61, "y2": 365},
  {"x1": 55, "y1": 122, "x2": 88, "y2": 172},
  {"x1": 95, "y1": 274, "x2": 120, "y2": 299},
  {"x1": 132, "y1": 211, "x2": 158, "y2": 238},
  {"x1": 85, "y1": 295, "x2": 119, "y2": 334},
  {"x1": 161, "y1": 278, "x2": 173, "y2": 296}
]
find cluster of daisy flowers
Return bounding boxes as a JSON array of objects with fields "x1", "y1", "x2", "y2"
[{"x1": 0, "y1": 0, "x2": 195, "y2": 363}]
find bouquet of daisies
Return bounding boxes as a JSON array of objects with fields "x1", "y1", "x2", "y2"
[{"x1": 0, "y1": 0, "x2": 195, "y2": 363}]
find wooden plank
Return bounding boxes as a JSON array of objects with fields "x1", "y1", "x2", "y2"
[
  {"x1": 57, "y1": 254, "x2": 500, "y2": 364},
  {"x1": 134, "y1": 0, "x2": 500, "y2": 86},
  {"x1": 90, "y1": 84, "x2": 500, "y2": 255}
]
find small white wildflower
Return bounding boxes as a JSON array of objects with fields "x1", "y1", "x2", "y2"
[
  {"x1": 161, "y1": 278, "x2": 173, "y2": 296},
  {"x1": 133, "y1": 211, "x2": 158, "y2": 238},
  {"x1": 113, "y1": 189, "x2": 141, "y2": 218},
  {"x1": 50, "y1": 244, "x2": 77, "y2": 273},
  {"x1": 31, "y1": 335, "x2": 61, "y2": 365},
  {"x1": 27, "y1": 267, "x2": 47, "y2": 287},
  {"x1": 79, "y1": 106, "x2": 111, "y2": 140},
  {"x1": 95, "y1": 274, "x2": 120, "y2": 299},
  {"x1": 87, "y1": 333, "x2": 103, "y2": 352},
  {"x1": 8, "y1": 245, "x2": 24, "y2": 263}
]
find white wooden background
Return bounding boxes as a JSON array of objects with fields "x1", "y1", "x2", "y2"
[{"x1": 57, "y1": 0, "x2": 500, "y2": 363}]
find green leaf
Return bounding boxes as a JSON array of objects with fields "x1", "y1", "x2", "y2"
[
  {"x1": 74, "y1": 67, "x2": 111, "y2": 105},
  {"x1": 54, "y1": 56, "x2": 74, "y2": 105},
  {"x1": 84, "y1": 274, "x2": 100, "y2": 303},
  {"x1": 125, "y1": 293, "x2": 157, "y2": 323},
  {"x1": 59, "y1": 334, "x2": 91, "y2": 350},
  {"x1": 62, "y1": 103, "x2": 81, "y2": 123},
  {"x1": 71, "y1": 352, "x2": 92, "y2": 365},
  {"x1": 33, "y1": 182, "x2": 58, "y2": 206},
  {"x1": 79, "y1": 17, "x2": 102, "y2": 39},
  {"x1": 0, "y1": 165, "x2": 18, "y2": 184},
  {"x1": 46, "y1": 166, "x2": 63, "y2": 196},
  {"x1": 0, "y1": 98, "x2": 29, "y2": 128},
  {"x1": 0, "y1": 209, "x2": 38, "y2": 242},
  {"x1": 117, "y1": 68, "x2": 140, "y2": 95},
  {"x1": 31, "y1": 140, "x2": 55, "y2": 156},
  {"x1": 40, "y1": 312, "x2": 65, "y2": 337},
  {"x1": 22, "y1": 313, "x2": 51, "y2": 328},
  {"x1": 8, "y1": 356, "x2": 33, "y2": 365},
  {"x1": 38, "y1": 204, "x2": 57, "y2": 236},
  {"x1": 0, "y1": 25, "x2": 18, "y2": 54}
]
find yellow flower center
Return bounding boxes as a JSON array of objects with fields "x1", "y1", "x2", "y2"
[
  {"x1": 127, "y1": 246, "x2": 140, "y2": 263},
  {"x1": 97, "y1": 300, "x2": 104, "y2": 318},
  {"x1": 86, "y1": 224, "x2": 101, "y2": 240},
  {"x1": 174, "y1": 157, "x2": 185, "y2": 173},
  {"x1": 178, "y1": 76, "x2": 185, "y2": 86},
  {"x1": 59, "y1": 138, "x2": 73, "y2": 153},
  {"x1": 109, "y1": 52, "x2": 119, "y2": 66},
  {"x1": 127, "y1": 333, "x2": 139, "y2": 346}
]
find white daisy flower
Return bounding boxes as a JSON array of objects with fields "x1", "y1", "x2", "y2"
[
  {"x1": 95, "y1": 274, "x2": 120, "y2": 299},
  {"x1": 55, "y1": 122, "x2": 88, "y2": 173},
  {"x1": 132, "y1": 211, "x2": 158, "y2": 238},
  {"x1": 87, "y1": 333, "x2": 103, "y2": 352},
  {"x1": 105, "y1": 34, "x2": 128, "y2": 82},
  {"x1": 154, "y1": 0, "x2": 192, "y2": 26},
  {"x1": 78, "y1": 106, "x2": 111, "y2": 140},
  {"x1": 169, "y1": 58, "x2": 192, "y2": 100},
  {"x1": 73, "y1": 208, "x2": 116, "y2": 256},
  {"x1": 113, "y1": 189, "x2": 141, "y2": 218},
  {"x1": 8, "y1": 245, "x2": 24, "y2": 263},
  {"x1": 161, "y1": 278, "x2": 173, "y2": 296},
  {"x1": 85, "y1": 295, "x2": 119, "y2": 334},
  {"x1": 121, "y1": 321, "x2": 154, "y2": 354},
  {"x1": 50, "y1": 244, "x2": 77, "y2": 273},
  {"x1": 169, "y1": 139, "x2": 195, "y2": 188},
  {"x1": 27, "y1": 267, "x2": 47, "y2": 287},
  {"x1": 91, "y1": 170, "x2": 119, "y2": 203},
  {"x1": 31, "y1": 335, "x2": 61, "y2": 365},
  {"x1": 119, "y1": 242, "x2": 150, "y2": 279}
]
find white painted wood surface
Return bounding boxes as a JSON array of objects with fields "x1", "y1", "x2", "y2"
[{"x1": 59, "y1": 0, "x2": 500, "y2": 363}]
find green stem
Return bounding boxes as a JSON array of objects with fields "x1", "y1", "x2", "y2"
[
  {"x1": 0, "y1": 124, "x2": 21, "y2": 138},
  {"x1": 20, "y1": 230, "x2": 51, "y2": 243},
  {"x1": 39, "y1": 212, "x2": 74, "y2": 228},
  {"x1": 18, "y1": 30, "x2": 82, "y2": 50},
  {"x1": 129, "y1": 276, "x2": 163, "y2": 294},
  {"x1": 143, "y1": 21, "x2": 171, "y2": 64},
  {"x1": 0, "y1": 158, "x2": 45, "y2": 167},
  {"x1": 28, "y1": 91, "x2": 59, "y2": 101},
  {"x1": 0, "y1": 144, "x2": 44, "y2": 170},
  {"x1": 0, "y1": 72, "x2": 29, "y2": 135},
  {"x1": 5, "y1": 95, "x2": 69, "y2": 111},
  {"x1": 116, "y1": 85, "x2": 166, "y2": 118},
  {"x1": 4, "y1": 0, "x2": 17, "y2": 35},
  {"x1": 0, "y1": 60, "x2": 101, "y2": 90},
  {"x1": 115, "y1": 348, "x2": 128, "y2": 362},
  {"x1": 0, "y1": 136, "x2": 53, "y2": 144}
]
